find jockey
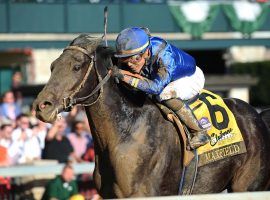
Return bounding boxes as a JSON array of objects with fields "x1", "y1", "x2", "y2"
[{"x1": 112, "y1": 27, "x2": 210, "y2": 149}]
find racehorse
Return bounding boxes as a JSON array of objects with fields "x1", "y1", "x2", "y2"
[{"x1": 33, "y1": 34, "x2": 270, "y2": 198}]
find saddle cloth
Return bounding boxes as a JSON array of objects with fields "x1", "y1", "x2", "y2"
[{"x1": 187, "y1": 89, "x2": 247, "y2": 167}]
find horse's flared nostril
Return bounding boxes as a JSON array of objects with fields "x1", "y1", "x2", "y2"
[{"x1": 38, "y1": 101, "x2": 53, "y2": 111}]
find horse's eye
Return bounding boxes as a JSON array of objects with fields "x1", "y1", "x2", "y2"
[{"x1": 73, "y1": 65, "x2": 81, "y2": 71}]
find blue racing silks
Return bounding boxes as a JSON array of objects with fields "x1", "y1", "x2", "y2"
[{"x1": 126, "y1": 36, "x2": 196, "y2": 95}]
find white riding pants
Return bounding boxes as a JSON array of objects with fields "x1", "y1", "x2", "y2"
[{"x1": 158, "y1": 66, "x2": 205, "y2": 101}]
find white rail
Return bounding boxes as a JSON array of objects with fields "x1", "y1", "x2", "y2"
[{"x1": 0, "y1": 161, "x2": 94, "y2": 177}]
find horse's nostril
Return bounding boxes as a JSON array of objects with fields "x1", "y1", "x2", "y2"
[{"x1": 39, "y1": 101, "x2": 53, "y2": 110}]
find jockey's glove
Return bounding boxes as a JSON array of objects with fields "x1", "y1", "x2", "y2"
[{"x1": 111, "y1": 65, "x2": 124, "y2": 83}]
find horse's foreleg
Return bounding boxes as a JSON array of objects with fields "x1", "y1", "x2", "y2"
[
  {"x1": 93, "y1": 156, "x2": 118, "y2": 198},
  {"x1": 112, "y1": 145, "x2": 164, "y2": 197}
]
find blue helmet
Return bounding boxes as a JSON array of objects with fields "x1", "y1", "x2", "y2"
[{"x1": 115, "y1": 27, "x2": 150, "y2": 58}]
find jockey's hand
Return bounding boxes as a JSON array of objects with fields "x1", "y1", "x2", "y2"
[
  {"x1": 111, "y1": 66, "x2": 124, "y2": 81},
  {"x1": 121, "y1": 70, "x2": 144, "y2": 79}
]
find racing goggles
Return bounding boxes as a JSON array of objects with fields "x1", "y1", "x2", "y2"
[{"x1": 118, "y1": 53, "x2": 144, "y2": 65}]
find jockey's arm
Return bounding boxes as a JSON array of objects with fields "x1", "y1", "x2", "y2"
[{"x1": 121, "y1": 67, "x2": 171, "y2": 95}]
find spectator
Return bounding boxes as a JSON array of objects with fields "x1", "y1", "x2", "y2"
[
  {"x1": 0, "y1": 91, "x2": 22, "y2": 122},
  {"x1": 0, "y1": 124, "x2": 13, "y2": 198},
  {"x1": 11, "y1": 71, "x2": 23, "y2": 89},
  {"x1": 9, "y1": 114, "x2": 41, "y2": 164},
  {"x1": 11, "y1": 71, "x2": 23, "y2": 105},
  {"x1": 0, "y1": 145, "x2": 9, "y2": 167},
  {"x1": 12, "y1": 114, "x2": 33, "y2": 141},
  {"x1": 32, "y1": 119, "x2": 48, "y2": 150},
  {"x1": 0, "y1": 123, "x2": 13, "y2": 151},
  {"x1": 0, "y1": 124, "x2": 13, "y2": 166},
  {"x1": 42, "y1": 118, "x2": 75, "y2": 163},
  {"x1": 82, "y1": 143, "x2": 95, "y2": 163},
  {"x1": 42, "y1": 164, "x2": 79, "y2": 200},
  {"x1": 66, "y1": 106, "x2": 90, "y2": 134},
  {"x1": 68, "y1": 121, "x2": 91, "y2": 162}
]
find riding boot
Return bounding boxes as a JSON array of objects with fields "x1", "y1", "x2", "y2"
[{"x1": 163, "y1": 98, "x2": 210, "y2": 149}]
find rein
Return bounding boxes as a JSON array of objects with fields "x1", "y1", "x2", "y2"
[{"x1": 62, "y1": 45, "x2": 111, "y2": 111}]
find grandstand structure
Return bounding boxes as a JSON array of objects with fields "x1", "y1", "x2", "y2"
[{"x1": 0, "y1": 0, "x2": 269, "y2": 103}]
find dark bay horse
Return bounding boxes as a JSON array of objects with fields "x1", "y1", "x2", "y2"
[{"x1": 33, "y1": 35, "x2": 270, "y2": 198}]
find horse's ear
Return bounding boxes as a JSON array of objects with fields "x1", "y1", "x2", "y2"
[{"x1": 85, "y1": 36, "x2": 103, "y2": 53}]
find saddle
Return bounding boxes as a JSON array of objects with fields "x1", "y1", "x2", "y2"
[{"x1": 155, "y1": 101, "x2": 195, "y2": 166}]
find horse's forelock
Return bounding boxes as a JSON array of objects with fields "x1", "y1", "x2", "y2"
[
  {"x1": 70, "y1": 34, "x2": 103, "y2": 53},
  {"x1": 69, "y1": 35, "x2": 116, "y2": 71}
]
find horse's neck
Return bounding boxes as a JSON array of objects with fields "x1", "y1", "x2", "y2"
[
  {"x1": 84, "y1": 82, "x2": 142, "y2": 151},
  {"x1": 84, "y1": 105, "x2": 115, "y2": 151}
]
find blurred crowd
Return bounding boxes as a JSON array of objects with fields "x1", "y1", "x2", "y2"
[
  {"x1": 0, "y1": 72, "x2": 97, "y2": 199},
  {"x1": 0, "y1": 73, "x2": 95, "y2": 167}
]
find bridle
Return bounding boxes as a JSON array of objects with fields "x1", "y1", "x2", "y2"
[{"x1": 61, "y1": 45, "x2": 112, "y2": 111}]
